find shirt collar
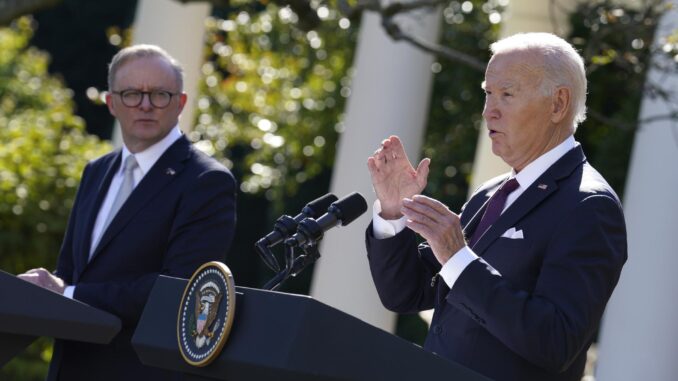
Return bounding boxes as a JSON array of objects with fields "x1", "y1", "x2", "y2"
[
  {"x1": 511, "y1": 135, "x2": 576, "y2": 189},
  {"x1": 120, "y1": 126, "x2": 183, "y2": 175}
]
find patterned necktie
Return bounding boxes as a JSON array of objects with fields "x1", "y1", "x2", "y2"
[
  {"x1": 469, "y1": 178, "x2": 519, "y2": 247},
  {"x1": 100, "y1": 155, "x2": 138, "y2": 238}
]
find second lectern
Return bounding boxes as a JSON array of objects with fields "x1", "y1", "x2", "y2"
[{"x1": 0, "y1": 270, "x2": 121, "y2": 367}]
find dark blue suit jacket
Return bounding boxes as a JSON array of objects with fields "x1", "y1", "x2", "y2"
[
  {"x1": 48, "y1": 136, "x2": 236, "y2": 381},
  {"x1": 366, "y1": 145, "x2": 627, "y2": 381}
]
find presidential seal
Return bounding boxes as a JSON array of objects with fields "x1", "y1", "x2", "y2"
[{"x1": 177, "y1": 261, "x2": 236, "y2": 367}]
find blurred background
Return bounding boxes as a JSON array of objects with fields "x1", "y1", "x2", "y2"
[{"x1": 1, "y1": 0, "x2": 676, "y2": 380}]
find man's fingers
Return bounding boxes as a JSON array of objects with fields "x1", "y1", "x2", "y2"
[
  {"x1": 367, "y1": 156, "x2": 378, "y2": 175},
  {"x1": 381, "y1": 138, "x2": 391, "y2": 147},
  {"x1": 18, "y1": 272, "x2": 44, "y2": 287},
  {"x1": 388, "y1": 136, "x2": 408, "y2": 159},
  {"x1": 411, "y1": 195, "x2": 452, "y2": 216},
  {"x1": 416, "y1": 158, "x2": 431, "y2": 186},
  {"x1": 404, "y1": 196, "x2": 451, "y2": 220},
  {"x1": 402, "y1": 198, "x2": 440, "y2": 220},
  {"x1": 17, "y1": 273, "x2": 36, "y2": 281},
  {"x1": 405, "y1": 218, "x2": 434, "y2": 239},
  {"x1": 402, "y1": 200, "x2": 439, "y2": 226}
]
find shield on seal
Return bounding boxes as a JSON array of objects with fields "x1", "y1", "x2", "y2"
[{"x1": 196, "y1": 312, "x2": 207, "y2": 334}]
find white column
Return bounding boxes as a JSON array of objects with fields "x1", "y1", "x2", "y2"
[
  {"x1": 132, "y1": 0, "x2": 209, "y2": 133},
  {"x1": 595, "y1": 2, "x2": 678, "y2": 379},
  {"x1": 309, "y1": 8, "x2": 441, "y2": 331}
]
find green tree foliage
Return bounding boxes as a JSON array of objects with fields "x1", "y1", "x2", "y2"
[
  {"x1": 195, "y1": 0, "x2": 503, "y2": 213},
  {"x1": 0, "y1": 18, "x2": 110, "y2": 273},
  {"x1": 189, "y1": 1, "x2": 358, "y2": 292},
  {"x1": 0, "y1": 18, "x2": 110, "y2": 380},
  {"x1": 569, "y1": 0, "x2": 665, "y2": 198},
  {"x1": 193, "y1": 1, "x2": 357, "y2": 208}
]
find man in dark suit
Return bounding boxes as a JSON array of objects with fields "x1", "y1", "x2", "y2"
[
  {"x1": 366, "y1": 33, "x2": 627, "y2": 381},
  {"x1": 19, "y1": 45, "x2": 236, "y2": 380}
]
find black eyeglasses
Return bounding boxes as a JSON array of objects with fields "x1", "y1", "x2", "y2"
[{"x1": 111, "y1": 89, "x2": 180, "y2": 108}]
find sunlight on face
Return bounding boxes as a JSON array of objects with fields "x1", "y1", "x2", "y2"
[
  {"x1": 482, "y1": 50, "x2": 559, "y2": 171},
  {"x1": 106, "y1": 56, "x2": 186, "y2": 153}
]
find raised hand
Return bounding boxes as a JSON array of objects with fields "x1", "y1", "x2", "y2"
[
  {"x1": 402, "y1": 195, "x2": 466, "y2": 265},
  {"x1": 367, "y1": 135, "x2": 430, "y2": 219}
]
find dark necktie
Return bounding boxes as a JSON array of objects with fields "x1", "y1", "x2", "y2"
[{"x1": 469, "y1": 178, "x2": 519, "y2": 247}]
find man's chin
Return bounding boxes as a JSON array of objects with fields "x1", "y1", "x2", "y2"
[
  {"x1": 133, "y1": 120, "x2": 159, "y2": 127},
  {"x1": 490, "y1": 142, "x2": 502, "y2": 157}
]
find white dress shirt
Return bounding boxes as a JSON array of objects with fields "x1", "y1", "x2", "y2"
[
  {"x1": 372, "y1": 135, "x2": 576, "y2": 290},
  {"x1": 63, "y1": 127, "x2": 182, "y2": 298}
]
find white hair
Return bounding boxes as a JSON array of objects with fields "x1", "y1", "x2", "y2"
[{"x1": 490, "y1": 33, "x2": 587, "y2": 128}]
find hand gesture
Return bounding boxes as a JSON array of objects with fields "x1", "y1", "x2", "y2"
[
  {"x1": 367, "y1": 135, "x2": 430, "y2": 219},
  {"x1": 402, "y1": 195, "x2": 466, "y2": 265}
]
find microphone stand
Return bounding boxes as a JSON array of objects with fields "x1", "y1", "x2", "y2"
[
  {"x1": 255, "y1": 214, "x2": 300, "y2": 272},
  {"x1": 289, "y1": 244, "x2": 320, "y2": 278},
  {"x1": 262, "y1": 242, "x2": 294, "y2": 291},
  {"x1": 262, "y1": 242, "x2": 322, "y2": 291},
  {"x1": 258, "y1": 192, "x2": 368, "y2": 291}
]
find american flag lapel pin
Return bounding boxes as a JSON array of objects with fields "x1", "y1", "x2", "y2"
[
  {"x1": 538, "y1": 184, "x2": 548, "y2": 190},
  {"x1": 166, "y1": 168, "x2": 176, "y2": 176}
]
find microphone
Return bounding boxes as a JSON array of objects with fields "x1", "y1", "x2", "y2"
[
  {"x1": 255, "y1": 193, "x2": 338, "y2": 270},
  {"x1": 285, "y1": 192, "x2": 368, "y2": 248}
]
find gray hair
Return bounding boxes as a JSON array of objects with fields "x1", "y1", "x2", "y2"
[
  {"x1": 107, "y1": 44, "x2": 184, "y2": 91},
  {"x1": 490, "y1": 33, "x2": 587, "y2": 128}
]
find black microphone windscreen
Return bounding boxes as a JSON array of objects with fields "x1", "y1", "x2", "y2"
[
  {"x1": 303, "y1": 193, "x2": 338, "y2": 218},
  {"x1": 332, "y1": 192, "x2": 368, "y2": 226}
]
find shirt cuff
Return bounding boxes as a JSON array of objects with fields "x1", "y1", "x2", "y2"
[
  {"x1": 372, "y1": 200, "x2": 408, "y2": 239},
  {"x1": 63, "y1": 285, "x2": 75, "y2": 299},
  {"x1": 439, "y1": 246, "x2": 478, "y2": 289}
]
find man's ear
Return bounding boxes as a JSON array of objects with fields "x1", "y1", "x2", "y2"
[
  {"x1": 551, "y1": 86, "x2": 571, "y2": 124},
  {"x1": 105, "y1": 92, "x2": 117, "y2": 117},
  {"x1": 178, "y1": 93, "x2": 188, "y2": 112}
]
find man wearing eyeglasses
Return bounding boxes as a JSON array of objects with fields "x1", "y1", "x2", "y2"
[{"x1": 19, "y1": 45, "x2": 236, "y2": 380}]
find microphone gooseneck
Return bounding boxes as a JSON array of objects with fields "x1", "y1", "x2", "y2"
[{"x1": 263, "y1": 192, "x2": 368, "y2": 290}]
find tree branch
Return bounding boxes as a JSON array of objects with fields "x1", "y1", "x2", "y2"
[
  {"x1": 381, "y1": 0, "x2": 445, "y2": 17},
  {"x1": 174, "y1": 0, "x2": 231, "y2": 6},
  {"x1": 586, "y1": 109, "x2": 637, "y2": 130},
  {"x1": 0, "y1": 0, "x2": 62, "y2": 26},
  {"x1": 382, "y1": 18, "x2": 486, "y2": 71}
]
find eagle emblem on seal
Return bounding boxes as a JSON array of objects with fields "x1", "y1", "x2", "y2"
[{"x1": 193, "y1": 281, "x2": 223, "y2": 348}]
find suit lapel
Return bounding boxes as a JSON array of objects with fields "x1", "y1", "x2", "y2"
[
  {"x1": 470, "y1": 145, "x2": 586, "y2": 255},
  {"x1": 74, "y1": 152, "x2": 121, "y2": 279},
  {"x1": 88, "y1": 137, "x2": 192, "y2": 263}
]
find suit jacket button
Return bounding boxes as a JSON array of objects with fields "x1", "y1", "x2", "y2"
[{"x1": 432, "y1": 325, "x2": 443, "y2": 334}]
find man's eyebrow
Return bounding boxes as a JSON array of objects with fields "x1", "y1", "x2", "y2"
[
  {"x1": 481, "y1": 82, "x2": 518, "y2": 91},
  {"x1": 499, "y1": 84, "x2": 517, "y2": 91}
]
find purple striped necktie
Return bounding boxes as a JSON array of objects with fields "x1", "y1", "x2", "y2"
[{"x1": 469, "y1": 178, "x2": 519, "y2": 247}]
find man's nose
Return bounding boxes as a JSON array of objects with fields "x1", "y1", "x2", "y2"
[
  {"x1": 483, "y1": 99, "x2": 499, "y2": 120},
  {"x1": 139, "y1": 93, "x2": 153, "y2": 110}
]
